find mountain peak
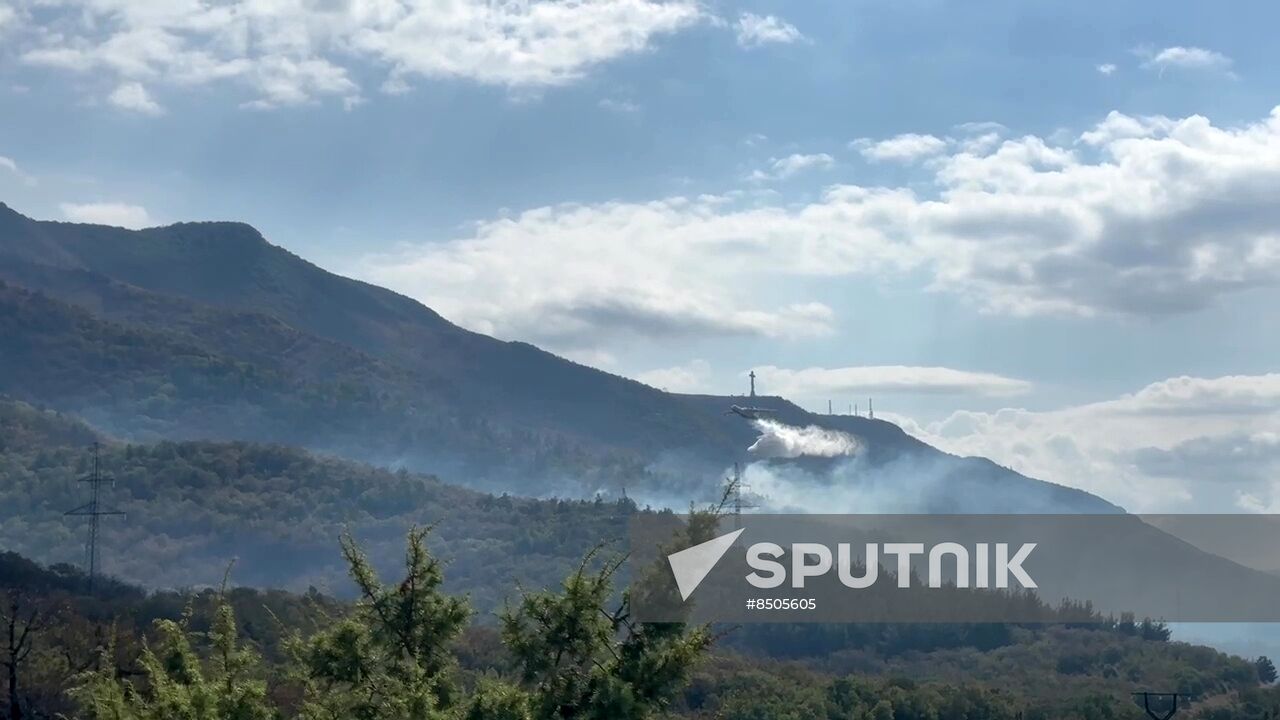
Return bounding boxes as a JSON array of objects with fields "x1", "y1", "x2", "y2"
[
  {"x1": 0, "y1": 201, "x2": 33, "y2": 224},
  {"x1": 148, "y1": 219, "x2": 270, "y2": 249},
  {"x1": 0, "y1": 205, "x2": 1122, "y2": 515}
]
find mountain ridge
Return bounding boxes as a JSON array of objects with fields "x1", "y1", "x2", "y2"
[{"x1": 0, "y1": 202, "x2": 1120, "y2": 513}]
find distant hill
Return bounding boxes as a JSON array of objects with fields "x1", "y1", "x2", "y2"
[
  {"x1": 0, "y1": 397, "x2": 627, "y2": 607},
  {"x1": 0, "y1": 405, "x2": 1272, "y2": 719},
  {"x1": 0, "y1": 399, "x2": 1137, "y2": 610},
  {"x1": 0, "y1": 202, "x2": 1118, "y2": 513}
]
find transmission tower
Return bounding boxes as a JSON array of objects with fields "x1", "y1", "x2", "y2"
[
  {"x1": 724, "y1": 463, "x2": 759, "y2": 530},
  {"x1": 64, "y1": 442, "x2": 125, "y2": 590},
  {"x1": 1132, "y1": 692, "x2": 1188, "y2": 720}
]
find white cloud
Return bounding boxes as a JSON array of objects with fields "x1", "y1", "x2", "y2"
[
  {"x1": 108, "y1": 81, "x2": 163, "y2": 115},
  {"x1": 889, "y1": 374, "x2": 1280, "y2": 513},
  {"x1": 59, "y1": 202, "x2": 153, "y2": 229},
  {"x1": 635, "y1": 359, "x2": 713, "y2": 392},
  {"x1": 558, "y1": 348, "x2": 618, "y2": 368},
  {"x1": 750, "y1": 152, "x2": 835, "y2": 181},
  {"x1": 952, "y1": 122, "x2": 1006, "y2": 155},
  {"x1": 957, "y1": 132, "x2": 1001, "y2": 155},
  {"x1": 1130, "y1": 432, "x2": 1280, "y2": 492},
  {"x1": 598, "y1": 97, "x2": 640, "y2": 114},
  {"x1": 1097, "y1": 63, "x2": 1117, "y2": 76},
  {"x1": 919, "y1": 107, "x2": 1280, "y2": 317},
  {"x1": 1110, "y1": 374, "x2": 1280, "y2": 415},
  {"x1": 1138, "y1": 46, "x2": 1234, "y2": 76},
  {"x1": 356, "y1": 105, "x2": 1280, "y2": 354},
  {"x1": 356, "y1": 1, "x2": 703, "y2": 87},
  {"x1": 355, "y1": 193, "x2": 860, "y2": 350},
  {"x1": 754, "y1": 365, "x2": 1033, "y2": 401},
  {"x1": 735, "y1": 12, "x2": 805, "y2": 48},
  {"x1": 954, "y1": 121, "x2": 1007, "y2": 134},
  {"x1": 1076, "y1": 110, "x2": 1175, "y2": 146},
  {"x1": 0, "y1": 155, "x2": 36, "y2": 186},
  {"x1": 629, "y1": 361, "x2": 1017, "y2": 400},
  {"x1": 852, "y1": 133, "x2": 950, "y2": 162},
  {"x1": 14, "y1": 0, "x2": 704, "y2": 109}
]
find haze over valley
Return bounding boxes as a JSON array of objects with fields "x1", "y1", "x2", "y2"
[{"x1": 4, "y1": 1, "x2": 1280, "y2": 716}]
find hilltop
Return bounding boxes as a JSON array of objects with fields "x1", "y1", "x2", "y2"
[{"x1": 0, "y1": 202, "x2": 1115, "y2": 513}]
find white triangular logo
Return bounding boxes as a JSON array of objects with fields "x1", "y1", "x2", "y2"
[{"x1": 667, "y1": 528, "x2": 745, "y2": 601}]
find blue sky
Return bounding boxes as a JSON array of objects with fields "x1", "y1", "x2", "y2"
[{"x1": 3, "y1": 0, "x2": 1280, "y2": 512}]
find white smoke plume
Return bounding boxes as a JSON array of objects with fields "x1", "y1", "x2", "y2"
[
  {"x1": 741, "y1": 456, "x2": 943, "y2": 514},
  {"x1": 747, "y1": 419, "x2": 861, "y2": 458}
]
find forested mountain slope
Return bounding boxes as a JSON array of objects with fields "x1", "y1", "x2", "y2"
[{"x1": 0, "y1": 203, "x2": 1117, "y2": 513}]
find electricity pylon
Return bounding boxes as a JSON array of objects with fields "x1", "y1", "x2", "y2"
[{"x1": 64, "y1": 442, "x2": 125, "y2": 590}]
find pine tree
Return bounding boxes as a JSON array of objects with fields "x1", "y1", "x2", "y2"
[
  {"x1": 73, "y1": 516, "x2": 719, "y2": 720},
  {"x1": 287, "y1": 527, "x2": 470, "y2": 720},
  {"x1": 1257, "y1": 656, "x2": 1277, "y2": 685},
  {"x1": 73, "y1": 595, "x2": 273, "y2": 720},
  {"x1": 484, "y1": 503, "x2": 723, "y2": 720}
]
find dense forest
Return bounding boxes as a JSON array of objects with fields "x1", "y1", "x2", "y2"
[
  {"x1": 0, "y1": 204, "x2": 1118, "y2": 514},
  {"x1": 4, "y1": 530, "x2": 1279, "y2": 720},
  {"x1": 6, "y1": 400, "x2": 1280, "y2": 717},
  {"x1": 5, "y1": 210, "x2": 1280, "y2": 718},
  {"x1": 0, "y1": 279, "x2": 662, "y2": 499},
  {"x1": 1, "y1": 399, "x2": 1275, "y2": 718},
  {"x1": 0, "y1": 397, "x2": 630, "y2": 606}
]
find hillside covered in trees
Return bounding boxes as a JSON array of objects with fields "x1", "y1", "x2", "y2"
[
  {"x1": 4, "y1": 209, "x2": 1278, "y2": 719},
  {"x1": 4, "y1": 532, "x2": 1279, "y2": 720},
  {"x1": 1, "y1": 399, "x2": 1278, "y2": 718},
  {"x1": 0, "y1": 398, "x2": 627, "y2": 608},
  {"x1": 0, "y1": 204, "x2": 1117, "y2": 513}
]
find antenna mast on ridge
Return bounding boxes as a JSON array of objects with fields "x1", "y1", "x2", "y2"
[{"x1": 64, "y1": 442, "x2": 125, "y2": 590}]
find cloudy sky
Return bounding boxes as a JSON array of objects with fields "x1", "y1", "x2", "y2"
[{"x1": 3, "y1": 0, "x2": 1280, "y2": 512}]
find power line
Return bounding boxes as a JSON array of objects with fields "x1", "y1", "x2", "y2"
[
  {"x1": 724, "y1": 463, "x2": 758, "y2": 530},
  {"x1": 64, "y1": 442, "x2": 125, "y2": 590}
]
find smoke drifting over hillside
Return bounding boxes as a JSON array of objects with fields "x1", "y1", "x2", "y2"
[
  {"x1": 739, "y1": 418, "x2": 942, "y2": 513},
  {"x1": 727, "y1": 419, "x2": 1114, "y2": 514},
  {"x1": 739, "y1": 453, "x2": 1112, "y2": 515},
  {"x1": 747, "y1": 419, "x2": 861, "y2": 458},
  {"x1": 743, "y1": 455, "x2": 949, "y2": 513}
]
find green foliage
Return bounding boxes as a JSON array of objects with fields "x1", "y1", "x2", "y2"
[
  {"x1": 463, "y1": 680, "x2": 531, "y2": 720},
  {"x1": 1257, "y1": 655, "x2": 1277, "y2": 684},
  {"x1": 287, "y1": 528, "x2": 470, "y2": 720},
  {"x1": 695, "y1": 670, "x2": 1022, "y2": 720},
  {"x1": 0, "y1": 277, "x2": 691, "y2": 499},
  {"x1": 74, "y1": 598, "x2": 274, "y2": 720},
  {"x1": 4, "y1": 540, "x2": 1280, "y2": 720},
  {"x1": 496, "y1": 550, "x2": 712, "y2": 719},
  {"x1": 58, "y1": 514, "x2": 721, "y2": 720},
  {"x1": 0, "y1": 406, "x2": 633, "y2": 611}
]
